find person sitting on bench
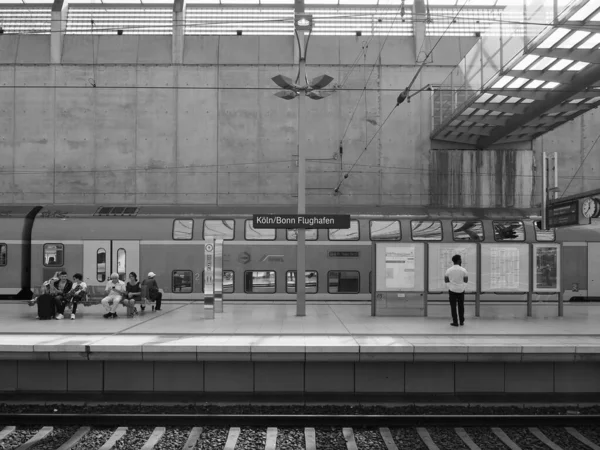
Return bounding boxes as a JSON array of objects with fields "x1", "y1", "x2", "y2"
[
  {"x1": 66, "y1": 273, "x2": 87, "y2": 320},
  {"x1": 101, "y1": 273, "x2": 126, "y2": 319}
]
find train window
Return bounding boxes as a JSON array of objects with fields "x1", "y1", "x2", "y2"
[
  {"x1": 411, "y1": 221, "x2": 442, "y2": 241},
  {"x1": 116, "y1": 248, "x2": 126, "y2": 281},
  {"x1": 96, "y1": 248, "x2": 107, "y2": 282},
  {"x1": 245, "y1": 220, "x2": 276, "y2": 240},
  {"x1": 244, "y1": 271, "x2": 276, "y2": 293},
  {"x1": 370, "y1": 220, "x2": 401, "y2": 240},
  {"x1": 329, "y1": 220, "x2": 359, "y2": 240},
  {"x1": 172, "y1": 270, "x2": 193, "y2": 293},
  {"x1": 493, "y1": 221, "x2": 525, "y2": 241},
  {"x1": 0, "y1": 243, "x2": 6, "y2": 266},
  {"x1": 204, "y1": 220, "x2": 234, "y2": 240},
  {"x1": 452, "y1": 221, "x2": 484, "y2": 241},
  {"x1": 535, "y1": 221, "x2": 556, "y2": 242},
  {"x1": 286, "y1": 270, "x2": 318, "y2": 293},
  {"x1": 202, "y1": 270, "x2": 235, "y2": 293},
  {"x1": 173, "y1": 219, "x2": 193, "y2": 240},
  {"x1": 43, "y1": 243, "x2": 64, "y2": 267},
  {"x1": 223, "y1": 270, "x2": 234, "y2": 293},
  {"x1": 287, "y1": 229, "x2": 318, "y2": 240},
  {"x1": 328, "y1": 270, "x2": 360, "y2": 293}
]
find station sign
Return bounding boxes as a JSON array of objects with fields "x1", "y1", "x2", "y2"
[
  {"x1": 546, "y1": 199, "x2": 579, "y2": 228},
  {"x1": 253, "y1": 214, "x2": 350, "y2": 229}
]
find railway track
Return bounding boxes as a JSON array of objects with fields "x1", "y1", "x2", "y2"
[{"x1": 1, "y1": 414, "x2": 600, "y2": 450}]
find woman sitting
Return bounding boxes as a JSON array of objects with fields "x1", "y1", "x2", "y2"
[
  {"x1": 66, "y1": 273, "x2": 87, "y2": 320},
  {"x1": 123, "y1": 272, "x2": 141, "y2": 318}
]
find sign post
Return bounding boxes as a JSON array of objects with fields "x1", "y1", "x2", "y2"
[
  {"x1": 214, "y1": 239, "x2": 223, "y2": 313},
  {"x1": 204, "y1": 238, "x2": 214, "y2": 320}
]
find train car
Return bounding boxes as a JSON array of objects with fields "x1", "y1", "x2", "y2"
[{"x1": 1, "y1": 204, "x2": 600, "y2": 309}]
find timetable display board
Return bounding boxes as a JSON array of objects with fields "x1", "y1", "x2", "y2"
[
  {"x1": 481, "y1": 244, "x2": 529, "y2": 292},
  {"x1": 375, "y1": 243, "x2": 425, "y2": 292},
  {"x1": 533, "y1": 243, "x2": 560, "y2": 292},
  {"x1": 428, "y1": 243, "x2": 477, "y2": 292}
]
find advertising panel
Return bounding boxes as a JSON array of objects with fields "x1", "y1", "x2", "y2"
[{"x1": 533, "y1": 244, "x2": 560, "y2": 292}]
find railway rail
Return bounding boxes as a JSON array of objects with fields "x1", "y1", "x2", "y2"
[{"x1": 1, "y1": 413, "x2": 600, "y2": 450}]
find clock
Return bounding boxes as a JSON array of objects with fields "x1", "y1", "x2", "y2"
[
  {"x1": 582, "y1": 197, "x2": 597, "y2": 218},
  {"x1": 594, "y1": 198, "x2": 600, "y2": 219}
]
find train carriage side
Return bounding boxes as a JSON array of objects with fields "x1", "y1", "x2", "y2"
[
  {"x1": 30, "y1": 216, "x2": 203, "y2": 298},
  {"x1": 0, "y1": 217, "x2": 26, "y2": 299}
]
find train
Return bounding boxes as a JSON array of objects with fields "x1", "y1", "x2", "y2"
[{"x1": 1, "y1": 204, "x2": 599, "y2": 304}]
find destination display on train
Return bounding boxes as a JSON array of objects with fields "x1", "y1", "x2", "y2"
[{"x1": 253, "y1": 214, "x2": 351, "y2": 229}]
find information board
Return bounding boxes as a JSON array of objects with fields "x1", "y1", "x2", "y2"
[
  {"x1": 532, "y1": 243, "x2": 560, "y2": 292},
  {"x1": 481, "y1": 244, "x2": 529, "y2": 292},
  {"x1": 428, "y1": 243, "x2": 477, "y2": 292},
  {"x1": 375, "y1": 243, "x2": 424, "y2": 292},
  {"x1": 547, "y1": 200, "x2": 579, "y2": 228}
]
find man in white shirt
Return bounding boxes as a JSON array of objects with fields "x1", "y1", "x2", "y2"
[
  {"x1": 444, "y1": 254, "x2": 468, "y2": 327},
  {"x1": 101, "y1": 273, "x2": 126, "y2": 319}
]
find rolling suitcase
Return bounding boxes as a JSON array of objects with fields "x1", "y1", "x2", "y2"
[{"x1": 36, "y1": 294, "x2": 55, "y2": 320}]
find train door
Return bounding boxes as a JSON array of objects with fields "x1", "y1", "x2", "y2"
[
  {"x1": 112, "y1": 241, "x2": 140, "y2": 282},
  {"x1": 588, "y1": 243, "x2": 600, "y2": 296},
  {"x1": 83, "y1": 240, "x2": 140, "y2": 286}
]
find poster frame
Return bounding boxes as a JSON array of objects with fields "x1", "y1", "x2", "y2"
[
  {"x1": 375, "y1": 242, "x2": 425, "y2": 292},
  {"x1": 427, "y1": 243, "x2": 477, "y2": 293},
  {"x1": 532, "y1": 243, "x2": 561, "y2": 293},
  {"x1": 480, "y1": 243, "x2": 530, "y2": 293}
]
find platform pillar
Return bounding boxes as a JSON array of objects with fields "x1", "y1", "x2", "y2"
[{"x1": 204, "y1": 238, "x2": 215, "y2": 320}]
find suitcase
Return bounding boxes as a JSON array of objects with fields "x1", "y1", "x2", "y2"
[{"x1": 36, "y1": 294, "x2": 55, "y2": 320}]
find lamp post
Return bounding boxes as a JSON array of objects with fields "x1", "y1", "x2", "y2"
[{"x1": 272, "y1": 15, "x2": 334, "y2": 316}]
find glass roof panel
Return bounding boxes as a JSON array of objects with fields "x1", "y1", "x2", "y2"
[
  {"x1": 492, "y1": 76, "x2": 513, "y2": 88},
  {"x1": 186, "y1": 0, "x2": 220, "y2": 3},
  {"x1": 260, "y1": 0, "x2": 295, "y2": 3},
  {"x1": 504, "y1": 97, "x2": 521, "y2": 103},
  {"x1": 508, "y1": 77, "x2": 530, "y2": 88},
  {"x1": 529, "y1": 56, "x2": 556, "y2": 70},
  {"x1": 542, "y1": 81, "x2": 560, "y2": 89},
  {"x1": 475, "y1": 93, "x2": 493, "y2": 102},
  {"x1": 578, "y1": 33, "x2": 600, "y2": 48},
  {"x1": 220, "y1": 0, "x2": 260, "y2": 4},
  {"x1": 538, "y1": 28, "x2": 570, "y2": 48},
  {"x1": 489, "y1": 94, "x2": 507, "y2": 103},
  {"x1": 427, "y1": 0, "x2": 458, "y2": 5},
  {"x1": 473, "y1": 109, "x2": 488, "y2": 115},
  {"x1": 568, "y1": 0, "x2": 600, "y2": 21},
  {"x1": 512, "y1": 54, "x2": 538, "y2": 70},
  {"x1": 592, "y1": 11, "x2": 600, "y2": 21},
  {"x1": 305, "y1": 0, "x2": 338, "y2": 3},
  {"x1": 525, "y1": 79, "x2": 545, "y2": 88},
  {"x1": 568, "y1": 61, "x2": 589, "y2": 70},
  {"x1": 557, "y1": 30, "x2": 590, "y2": 48},
  {"x1": 378, "y1": 0, "x2": 414, "y2": 5},
  {"x1": 18, "y1": 0, "x2": 54, "y2": 3},
  {"x1": 141, "y1": 0, "x2": 173, "y2": 3},
  {"x1": 569, "y1": 98, "x2": 585, "y2": 103},
  {"x1": 548, "y1": 58, "x2": 573, "y2": 70},
  {"x1": 521, "y1": 98, "x2": 534, "y2": 103}
]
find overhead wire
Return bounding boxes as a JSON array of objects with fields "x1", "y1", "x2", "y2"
[{"x1": 334, "y1": 0, "x2": 474, "y2": 193}]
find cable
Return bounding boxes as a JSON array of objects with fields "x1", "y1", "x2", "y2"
[
  {"x1": 559, "y1": 130, "x2": 600, "y2": 199},
  {"x1": 334, "y1": 0, "x2": 476, "y2": 193}
]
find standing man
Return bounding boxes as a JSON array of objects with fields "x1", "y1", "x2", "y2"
[{"x1": 444, "y1": 254, "x2": 468, "y2": 327}]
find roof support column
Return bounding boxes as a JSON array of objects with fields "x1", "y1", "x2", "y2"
[
  {"x1": 413, "y1": 0, "x2": 430, "y2": 63},
  {"x1": 173, "y1": 0, "x2": 185, "y2": 64},
  {"x1": 51, "y1": 0, "x2": 68, "y2": 64}
]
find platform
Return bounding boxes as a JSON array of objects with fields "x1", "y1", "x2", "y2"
[{"x1": 0, "y1": 302, "x2": 599, "y2": 399}]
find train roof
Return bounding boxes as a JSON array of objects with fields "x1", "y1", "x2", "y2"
[{"x1": 1, "y1": 204, "x2": 541, "y2": 219}]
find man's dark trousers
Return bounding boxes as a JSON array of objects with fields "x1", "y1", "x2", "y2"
[{"x1": 449, "y1": 291, "x2": 465, "y2": 325}]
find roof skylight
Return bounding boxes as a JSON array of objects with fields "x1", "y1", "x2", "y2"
[
  {"x1": 538, "y1": 28, "x2": 570, "y2": 48},
  {"x1": 548, "y1": 59, "x2": 573, "y2": 71},
  {"x1": 567, "y1": 0, "x2": 599, "y2": 21},
  {"x1": 492, "y1": 76, "x2": 513, "y2": 89},
  {"x1": 512, "y1": 54, "x2": 538, "y2": 71},
  {"x1": 529, "y1": 56, "x2": 556, "y2": 70},
  {"x1": 525, "y1": 79, "x2": 545, "y2": 89},
  {"x1": 557, "y1": 30, "x2": 590, "y2": 48},
  {"x1": 507, "y1": 77, "x2": 529, "y2": 88},
  {"x1": 578, "y1": 33, "x2": 600, "y2": 48},
  {"x1": 568, "y1": 61, "x2": 589, "y2": 71},
  {"x1": 542, "y1": 81, "x2": 560, "y2": 89}
]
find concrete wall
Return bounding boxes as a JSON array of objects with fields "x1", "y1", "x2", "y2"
[{"x1": 0, "y1": 33, "x2": 581, "y2": 208}]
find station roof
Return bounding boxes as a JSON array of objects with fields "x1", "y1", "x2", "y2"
[{"x1": 431, "y1": 0, "x2": 600, "y2": 148}]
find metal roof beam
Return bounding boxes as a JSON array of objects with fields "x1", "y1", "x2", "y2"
[
  {"x1": 506, "y1": 70, "x2": 575, "y2": 84},
  {"x1": 433, "y1": 134, "x2": 478, "y2": 145},
  {"x1": 473, "y1": 103, "x2": 528, "y2": 114},
  {"x1": 528, "y1": 48, "x2": 600, "y2": 65},
  {"x1": 460, "y1": 115, "x2": 509, "y2": 126},
  {"x1": 476, "y1": 63, "x2": 600, "y2": 148},
  {"x1": 451, "y1": 126, "x2": 493, "y2": 136},
  {"x1": 488, "y1": 89, "x2": 548, "y2": 101}
]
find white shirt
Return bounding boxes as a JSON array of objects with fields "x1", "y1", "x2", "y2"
[
  {"x1": 105, "y1": 280, "x2": 126, "y2": 296},
  {"x1": 70, "y1": 281, "x2": 88, "y2": 293},
  {"x1": 445, "y1": 264, "x2": 468, "y2": 293}
]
